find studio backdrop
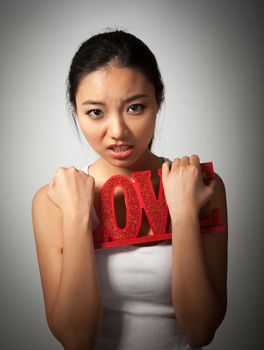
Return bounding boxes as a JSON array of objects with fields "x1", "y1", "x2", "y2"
[{"x1": 0, "y1": 0, "x2": 263, "y2": 349}]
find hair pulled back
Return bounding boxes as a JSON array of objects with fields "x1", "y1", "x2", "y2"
[{"x1": 67, "y1": 29, "x2": 165, "y2": 149}]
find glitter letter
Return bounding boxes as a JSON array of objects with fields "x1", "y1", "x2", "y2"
[
  {"x1": 132, "y1": 169, "x2": 168, "y2": 235},
  {"x1": 92, "y1": 174, "x2": 142, "y2": 243}
]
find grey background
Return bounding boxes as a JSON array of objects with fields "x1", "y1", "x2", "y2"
[{"x1": 0, "y1": 0, "x2": 263, "y2": 349}]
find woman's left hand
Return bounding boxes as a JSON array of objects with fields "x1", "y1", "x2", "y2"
[{"x1": 161, "y1": 155, "x2": 216, "y2": 222}]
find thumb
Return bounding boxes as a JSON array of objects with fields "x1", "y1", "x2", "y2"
[
  {"x1": 206, "y1": 178, "x2": 216, "y2": 197},
  {"x1": 161, "y1": 161, "x2": 170, "y2": 179}
]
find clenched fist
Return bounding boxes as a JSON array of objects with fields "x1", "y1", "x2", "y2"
[
  {"x1": 47, "y1": 166, "x2": 95, "y2": 221},
  {"x1": 161, "y1": 155, "x2": 216, "y2": 221}
]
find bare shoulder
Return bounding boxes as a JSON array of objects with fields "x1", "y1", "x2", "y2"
[
  {"x1": 32, "y1": 183, "x2": 52, "y2": 208},
  {"x1": 200, "y1": 171, "x2": 228, "y2": 251},
  {"x1": 32, "y1": 183, "x2": 63, "y2": 250},
  {"x1": 32, "y1": 183, "x2": 59, "y2": 217},
  {"x1": 200, "y1": 172, "x2": 228, "y2": 226},
  {"x1": 32, "y1": 184, "x2": 51, "y2": 226},
  {"x1": 213, "y1": 172, "x2": 227, "y2": 205},
  {"x1": 31, "y1": 184, "x2": 63, "y2": 330},
  {"x1": 32, "y1": 183, "x2": 51, "y2": 213},
  {"x1": 200, "y1": 172, "x2": 228, "y2": 315}
]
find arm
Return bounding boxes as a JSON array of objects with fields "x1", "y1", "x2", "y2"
[
  {"x1": 162, "y1": 156, "x2": 228, "y2": 348},
  {"x1": 32, "y1": 168, "x2": 102, "y2": 349}
]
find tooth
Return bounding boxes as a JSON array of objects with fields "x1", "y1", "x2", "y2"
[{"x1": 113, "y1": 145, "x2": 129, "y2": 152}]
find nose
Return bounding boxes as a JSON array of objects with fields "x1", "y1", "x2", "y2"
[{"x1": 108, "y1": 114, "x2": 128, "y2": 140}]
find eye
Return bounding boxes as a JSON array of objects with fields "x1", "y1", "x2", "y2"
[
  {"x1": 127, "y1": 104, "x2": 145, "y2": 113},
  {"x1": 86, "y1": 109, "x2": 103, "y2": 119}
]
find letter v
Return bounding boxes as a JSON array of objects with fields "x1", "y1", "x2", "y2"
[{"x1": 132, "y1": 169, "x2": 169, "y2": 236}]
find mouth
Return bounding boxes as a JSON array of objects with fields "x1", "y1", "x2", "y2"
[
  {"x1": 107, "y1": 144, "x2": 133, "y2": 159},
  {"x1": 108, "y1": 144, "x2": 132, "y2": 152}
]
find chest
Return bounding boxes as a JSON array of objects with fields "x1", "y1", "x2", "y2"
[{"x1": 95, "y1": 241, "x2": 173, "y2": 310}]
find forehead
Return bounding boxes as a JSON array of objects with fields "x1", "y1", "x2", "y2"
[{"x1": 76, "y1": 66, "x2": 154, "y2": 102}]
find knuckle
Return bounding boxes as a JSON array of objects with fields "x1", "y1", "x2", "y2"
[
  {"x1": 57, "y1": 166, "x2": 66, "y2": 174},
  {"x1": 191, "y1": 153, "x2": 199, "y2": 159},
  {"x1": 86, "y1": 173, "x2": 92, "y2": 180},
  {"x1": 173, "y1": 157, "x2": 180, "y2": 162},
  {"x1": 88, "y1": 175, "x2": 95, "y2": 185},
  {"x1": 180, "y1": 156, "x2": 189, "y2": 163}
]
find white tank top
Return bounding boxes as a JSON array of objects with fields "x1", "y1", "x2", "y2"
[{"x1": 80, "y1": 162, "x2": 202, "y2": 350}]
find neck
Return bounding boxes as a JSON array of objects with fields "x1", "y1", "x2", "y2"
[{"x1": 93, "y1": 150, "x2": 164, "y2": 180}]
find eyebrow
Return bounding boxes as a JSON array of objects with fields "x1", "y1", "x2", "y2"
[{"x1": 81, "y1": 94, "x2": 148, "y2": 106}]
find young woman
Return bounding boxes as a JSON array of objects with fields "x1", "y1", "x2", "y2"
[{"x1": 32, "y1": 30, "x2": 228, "y2": 350}]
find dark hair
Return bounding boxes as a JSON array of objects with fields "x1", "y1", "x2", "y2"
[{"x1": 67, "y1": 29, "x2": 165, "y2": 150}]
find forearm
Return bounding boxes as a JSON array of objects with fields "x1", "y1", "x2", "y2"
[
  {"x1": 171, "y1": 212, "x2": 222, "y2": 347},
  {"x1": 52, "y1": 215, "x2": 102, "y2": 349}
]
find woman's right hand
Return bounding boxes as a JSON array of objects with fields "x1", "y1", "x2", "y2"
[
  {"x1": 33, "y1": 168, "x2": 101, "y2": 346},
  {"x1": 47, "y1": 166, "x2": 95, "y2": 221}
]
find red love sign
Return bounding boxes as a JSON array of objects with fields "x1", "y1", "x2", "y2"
[{"x1": 91, "y1": 162, "x2": 225, "y2": 249}]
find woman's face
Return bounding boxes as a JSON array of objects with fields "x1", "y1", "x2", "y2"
[{"x1": 75, "y1": 65, "x2": 158, "y2": 170}]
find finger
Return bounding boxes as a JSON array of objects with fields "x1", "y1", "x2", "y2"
[
  {"x1": 57, "y1": 166, "x2": 67, "y2": 173},
  {"x1": 68, "y1": 166, "x2": 77, "y2": 172},
  {"x1": 171, "y1": 157, "x2": 180, "y2": 171},
  {"x1": 190, "y1": 154, "x2": 202, "y2": 176},
  {"x1": 190, "y1": 154, "x2": 200, "y2": 166},
  {"x1": 210, "y1": 178, "x2": 216, "y2": 190},
  {"x1": 88, "y1": 175, "x2": 95, "y2": 187},
  {"x1": 180, "y1": 156, "x2": 190, "y2": 166},
  {"x1": 162, "y1": 161, "x2": 171, "y2": 178},
  {"x1": 87, "y1": 176, "x2": 95, "y2": 203},
  {"x1": 206, "y1": 178, "x2": 216, "y2": 197}
]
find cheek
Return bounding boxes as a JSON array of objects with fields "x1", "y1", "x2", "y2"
[
  {"x1": 139, "y1": 124, "x2": 153, "y2": 138},
  {"x1": 81, "y1": 125, "x2": 102, "y2": 147},
  {"x1": 140, "y1": 115, "x2": 156, "y2": 137}
]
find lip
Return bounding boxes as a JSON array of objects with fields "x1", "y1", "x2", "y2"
[
  {"x1": 107, "y1": 144, "x2": 133, "y2": 159},
  {"x1": 107, "y1": 143, "x2": 132, "y2": 148}
]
